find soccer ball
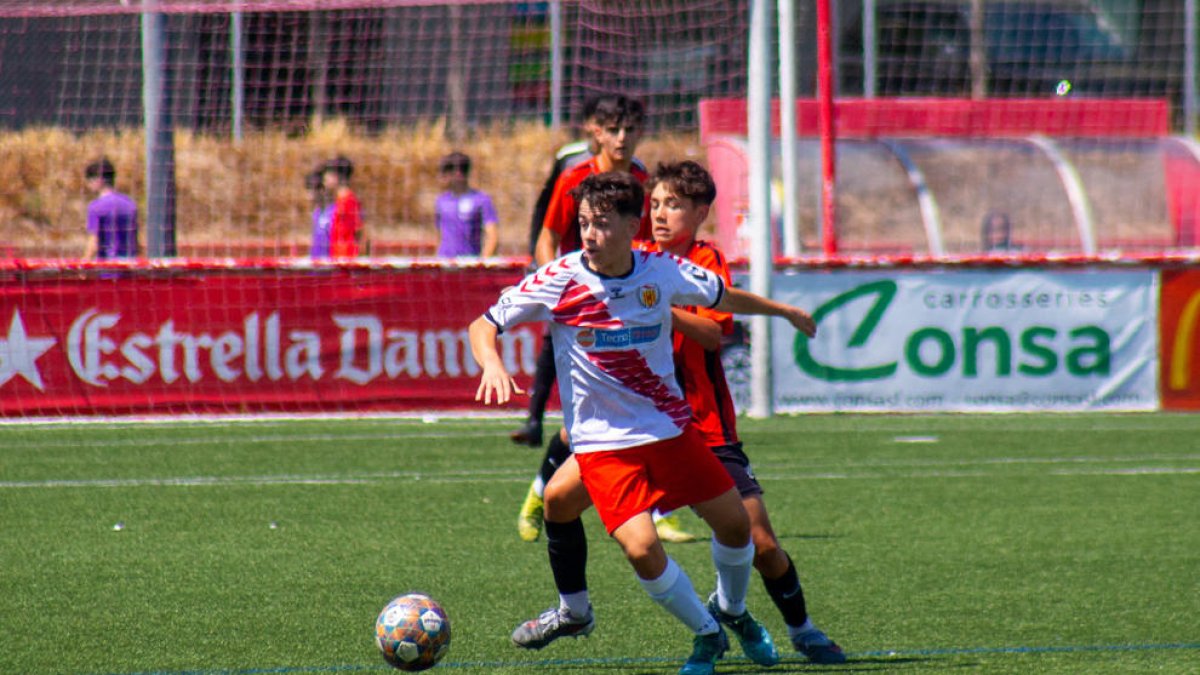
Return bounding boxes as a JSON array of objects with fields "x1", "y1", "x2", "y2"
[{"x1": 375, "y1": 593, "x2": 451, "y2": 671}]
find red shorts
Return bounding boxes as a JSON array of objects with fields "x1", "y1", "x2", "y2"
[{"x1": 574, "y1": 425, "x2": 735, "y2": 534}]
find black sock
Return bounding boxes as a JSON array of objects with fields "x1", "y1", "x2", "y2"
[
  {"x1": 538, "y1": 432, "x2": 571, "y2": 485},
  {"x1": 762, "y1": 554, "x2": 809, "y2": 628},
  {"x1": 526, "y1": 335, "x2": 556, "y2": 423},
  {"x1": 546, "y1": 518, "x2": 588, "y2": 595}
]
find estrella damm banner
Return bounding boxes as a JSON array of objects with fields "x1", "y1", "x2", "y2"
[{"x1": 1160, "y1": 270, "x2": 1200, "y2": 410}]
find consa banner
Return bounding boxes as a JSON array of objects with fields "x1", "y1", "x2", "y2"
[{"x1": 768, "y1": 270, "x2": 1158, "y2": 412}]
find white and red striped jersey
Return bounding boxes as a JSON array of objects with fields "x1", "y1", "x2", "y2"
[{"x1": 485, "y1": 250, "x2": 725, "y2": 453}]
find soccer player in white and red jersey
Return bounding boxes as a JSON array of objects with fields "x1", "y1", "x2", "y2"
[
  {"x1": 513, "y1": 94, "x2": 695, "y2": 547},
  {"x1": 470, "y1": 172, "x2": 817, "y2": 675}
]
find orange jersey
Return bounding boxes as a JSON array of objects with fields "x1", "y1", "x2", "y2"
[
  {"x1": 330, "y1": 190, "x2": 362, "y2": 258},
  {"x1": 542, "y1": 157, "x2": 651, "y2": 254},
  {"x1": 641, "y1": 239, "x2": 739, "y2": 447}
]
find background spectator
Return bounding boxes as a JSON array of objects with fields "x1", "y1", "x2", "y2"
[
  {"x1": 435, "y1": 151, "x2": 499, "y2": 257},
  {"x1": 323, "y1": 156, "x2": 364, "y2": 258},
  {"x1": 84, "y1": 157, "x2": 139, "y2": 260}
]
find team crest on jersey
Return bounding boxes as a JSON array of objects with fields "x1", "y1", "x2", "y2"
[{"x1": 639, "y1": 284, "x2": 661, "y2": 308}]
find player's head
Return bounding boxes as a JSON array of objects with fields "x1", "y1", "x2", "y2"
[
  {"x1": 647, "y1": 160, "x2": 716, "y2": 251},
  {"x1": 438, "y1": 151, "x2": 472, "y2": 191},
  {"x1": 323, "y1": 155, "x2": 354, "y2": 191},
  {"x1": 305, "y1": 168, "x2": 326, "y2": 205},
  {"x1": 589, "y1": 95, "x2": 645, "y2": 164},
  {"x1": 572, "y1": 171, "x2": 643, "y2": 262},
  {"x1": 84, "y1": 158, "x2": 116, "y2": 190}
]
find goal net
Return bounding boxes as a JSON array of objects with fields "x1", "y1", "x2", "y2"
[{"x1": 0, "y1": 0, "x2": 750, "y2": 259}]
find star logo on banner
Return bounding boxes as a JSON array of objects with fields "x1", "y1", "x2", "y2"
[{"x1": 0, "y1": 310, "x2": 57, "y2": 391}]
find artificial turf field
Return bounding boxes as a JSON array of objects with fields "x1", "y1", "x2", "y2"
[{"x1": 1, "y1": 413, "x2": 1197, "y2": 675}]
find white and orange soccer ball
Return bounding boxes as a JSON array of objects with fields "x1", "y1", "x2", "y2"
[{"x1": 375, "y1": 593, "x2": 451, "y2": 671}]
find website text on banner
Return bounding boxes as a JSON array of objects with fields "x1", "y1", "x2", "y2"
[
  {"x1": 1160, "y1": 269, "x2": 1200, "y2": 411},
  {"x1": 767, "y1": 270, "x2": 1158, "y2": 412},
  {"x1": 0, "y1": 267, "x2": 539, "y2": 417}
]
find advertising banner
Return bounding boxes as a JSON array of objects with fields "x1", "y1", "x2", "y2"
[
  {"x1": 766, "y1": 270, "x2": 1158, "y2": 412},
  {"x1": 0, "y1": 267, "x2": 538, "y2": 416},
  {"x1": 1160, "y1": 269, "x2": 1200, "y2": 411}
]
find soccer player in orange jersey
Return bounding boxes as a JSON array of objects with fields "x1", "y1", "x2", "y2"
[
  {"x1": 505, "y1": 162, "x2": 846, "y2": 666},
  {"x1": 641, "y1": 161, "x2": 845, "y2": 663}
]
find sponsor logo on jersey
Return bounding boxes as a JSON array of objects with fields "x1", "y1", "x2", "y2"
[
  {"x1": 575, "y1": 324, "x2": 661, "y2": 349},
  {"x1": 639, "y1": 284, "x2": 660, "y2": 308}
]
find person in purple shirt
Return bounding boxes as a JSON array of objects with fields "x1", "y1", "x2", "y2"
[
  {"x1": 307, "y1": 168, "x2": 335, "y2": 258},
  {"x1": 84, "y1": 158, "x2": 140, "y2": 260},
  {"x1": 435, "y1": 152, "x2": 499, "y2": 257}
]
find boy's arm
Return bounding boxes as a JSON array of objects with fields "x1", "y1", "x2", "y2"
[
  {"x1": 715, "y1": 286, "x2": 817, "y2": 338},
  {"x1": 481, "y1": 222, "x2": 499, "y2": 257},
  {"x1": 534, "y1": 227, "x2": 560, "y2": 266},
  {"x1": 528, "y1": 162, "x2": 564, "y2": 255},
  {"x1": 671, "y1": 308, "x2": 723, "y2": 351},
  {"x1": 469, "y1": 316, "x2": 524, "y2": 404},
  {"x1": 536, "y1": 172, "x2": 574, "y2": 266}
]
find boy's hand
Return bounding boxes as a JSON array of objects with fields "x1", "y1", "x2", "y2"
[
  {"x1": 785, "y1": 306, "x2": 817, "y2": 338},
  {"x1": 475, "y1": 364, "x2": 525, "y2": 405}
]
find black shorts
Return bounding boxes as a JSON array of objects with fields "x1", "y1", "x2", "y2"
[{"x1": 711, "y1": 442, "x2": 763, "y2": 498}]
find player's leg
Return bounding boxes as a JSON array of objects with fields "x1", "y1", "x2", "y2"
[
  {"x1": 685, "y1": 447, "x2": 780, "y2": 668},
  {"x1": 511, "y1": 331, "x2": 555, "y2": 446},
  {"x1": 745, "y1": 494, "x2": 847, "y2": 664},
  {"x1": 611, "y1": 512, "x2": 728, "y2": 675},
  {"x1": 511, "y1": 455, "x2": 595, "y2": 649},
  {"x1": 518, "y1": 427, "x2": 571, "y2": 541},
  {"x1": 577, "y1": 444, "x2": 728, "y2": 675},
  {"x1": 714, "y1": 441, "x2": 847, "y2": 665}
]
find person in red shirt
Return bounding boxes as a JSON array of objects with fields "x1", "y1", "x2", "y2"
[
  {"x1": 508, "y1": 161, "x2": 846, "y2": 666},
  {"x1": 515, "y1": 96, "x2": 697, "y2": 545},
  {"x1": 323, "y1": 156, "x2": 364, "y2": 258},
  {"x1": 533, "y1": 95, "x2": 651, "y2": 267}
]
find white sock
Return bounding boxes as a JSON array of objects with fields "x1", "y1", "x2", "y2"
[
  {"x1": 711, "y1": 539, "x2": 755, "y2": 617},
  {"x1": 638, "y1": 557, "x2": 719, "y2": 635},
  {"x1": 531, "y1": 475, "x2": 545, "y2": 498},
  {"x1": 558, "y1": 591, "x2": 591, "y2": 620}
]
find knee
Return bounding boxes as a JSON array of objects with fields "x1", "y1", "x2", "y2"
[
  {"x1": 753, "y1": 541, "x2": 787, "y2": 576},
  {"x1": 623, "y1": 539, "x2": 666, "y2": 576},
  {"x1": 714, "y1": 520, "x2": 751, "y2": 548},
  {"x1": 544, "y1": 482, "x2": 587, "y2": 523}
]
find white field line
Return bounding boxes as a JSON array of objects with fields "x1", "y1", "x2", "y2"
[
  {"x1": 0, "y1": 411, "x2": 538, "y2": 428},
  {"x1": 0, "y1": 430, "x2": 508, "y2": 451},
  {"x1": 3, "y1": 461, "x2": 1197, "y2": 490},
  {"x1": 0, "y1": 468, "x2": 531, "y2": 489},
  {"x1": 761, "y1": 453, "x2": 1200, "y2": 471},
  {"x1": 1049, "y1": 467, "x2": 1200, "y2": 476},
  {"x1": 766, "y1": 466, "x2": 1200, "y2": 480}
]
